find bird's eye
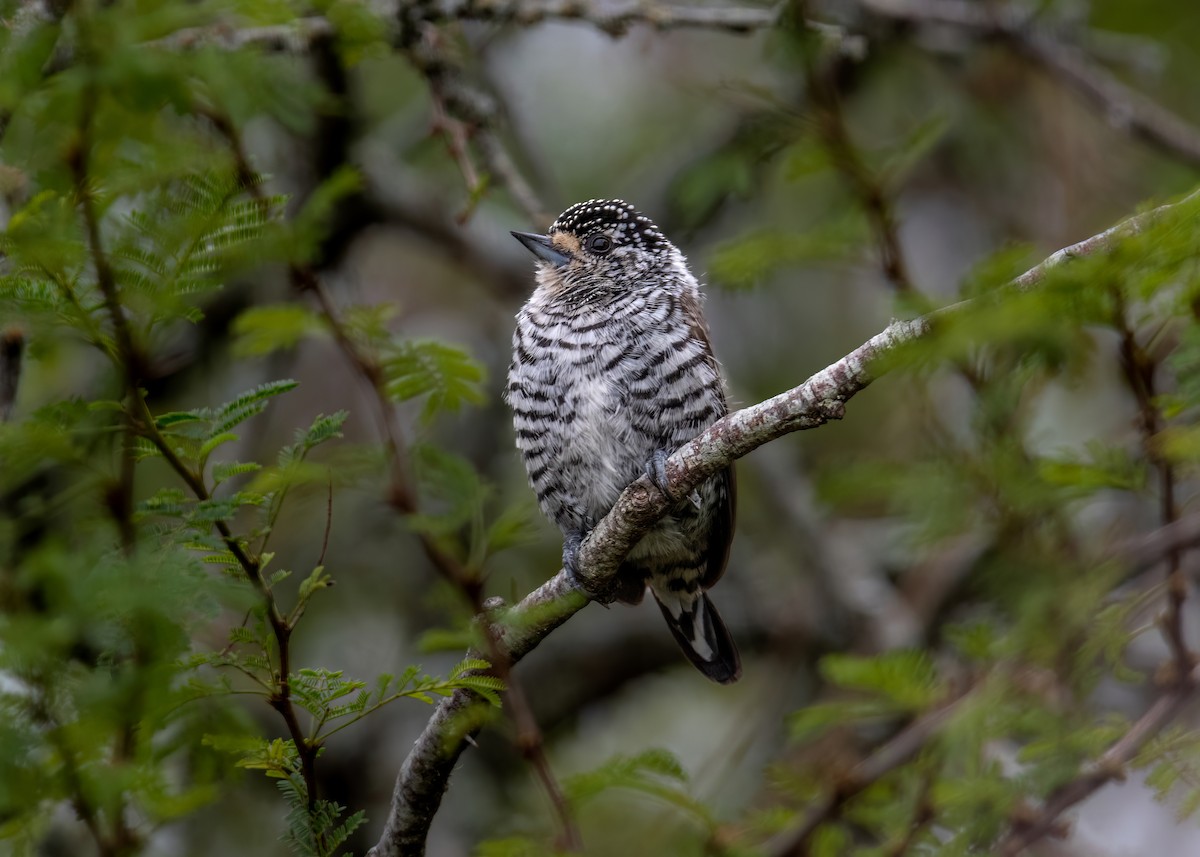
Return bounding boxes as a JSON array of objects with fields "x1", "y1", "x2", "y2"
[{"x1": 586, "y1": 234, "x2": 613, "y2": 255}]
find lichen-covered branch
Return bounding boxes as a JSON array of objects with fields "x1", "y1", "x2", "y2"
[
  {"x1": 441, "y1": 0, "x2": 779, "y2": 35},
  {"x1": 366, "y1": 185, "x2": 1199, "y2": 856}
]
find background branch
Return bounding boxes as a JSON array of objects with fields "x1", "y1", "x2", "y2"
[
  {"x1": 853, "y1": 0, "x2": 1200, "y2": 168},
  {"x1": 0, "y1": 326, "x2": 22, "y2": 422}
]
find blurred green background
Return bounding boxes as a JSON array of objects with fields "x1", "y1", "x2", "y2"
[{"x1": 4, "y1": 0, "x2": 1200, "y2": 855}]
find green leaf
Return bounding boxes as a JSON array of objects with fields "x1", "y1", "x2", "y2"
[
  {"x1": 297, "y1": 566, "x2": 333, "y2": 603},
  {"x1": 231, "y1": 303, "x2": 326, "y2": 357},
  {"x1": 285, "y1": 166, "x2": 363, "y2": 265},
  {"x1": 707, "y1": 216, "x2": 867, "y2": 290},
  {"x1": 298, "y1": 410, "x2": 349, "y2": 451},
  {"x1": 212, "y1": 379, "x2": 299, "y2": 437},
  {"x1": 212, "y1": 461, "x2": 262, "y2": 485},
  {"x1": 564, "y1": 749, "x2": 713, "y2": 826},
  {"x1": 788, "y1": 699, "x2": 897, "y2": 742},
  {"x1": 878, "y1": 114, "x2": 950, "y2": 188},
  {"x1": 819, "y1": 650, "x2": 940, "y2": 711},
  {"x1": 155, "y1": 411, "x2": 206, "y2": 428},
  {"x1": 383, "y1": 339, "x2": 485, "y2": 420},
  {"x1": 1038, "y1": 441, "x2": 1145, "y2": 493},
  {"x1": 199, "y1": 432, "x2": 238, "y2": 461}
]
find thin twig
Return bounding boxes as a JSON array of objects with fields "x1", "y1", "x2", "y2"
[
  {"x1": 803, "y1": 39, "x2": 913, "y2": 295},
  {"x1": 71, "y1": 81, "x2": 138, "y2": 556},
  {"x1": 0, "y1": 326, "x2": 23, "y2": 422},
  {"x1": 317, "y1": 474, "x2": 334, "y2": 569},
  {"x1": 1112, "y1": 290, "x2": 1193, "y2": 678},
  {"x1": 428, "y1": 85, "x2": 484, "y2": 222},
  {"x1": 399, "y1": 13, "x2": 551, "y2": 227}
]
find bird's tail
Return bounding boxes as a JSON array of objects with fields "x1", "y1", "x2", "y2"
[{"x1": 652, "y1": 590, "x2": 741, "y2": 684}]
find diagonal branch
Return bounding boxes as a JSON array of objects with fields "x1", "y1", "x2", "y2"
[
  {"x1": 853, "y1": 0, "x2": 1200, "y2": 169},
  {"x1": 366, "y1": 184, "x2": 1200, "y2": 857}
]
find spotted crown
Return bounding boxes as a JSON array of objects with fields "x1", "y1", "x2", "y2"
[{"x1": 549, "y1": 198, "x2": 669, "y2": 253}]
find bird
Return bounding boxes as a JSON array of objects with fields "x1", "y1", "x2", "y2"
[{"x1": 506, "y1": 198, "x2": 740, "y2": 684}]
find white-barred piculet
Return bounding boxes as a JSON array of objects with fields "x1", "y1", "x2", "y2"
[{"x1": 507, "y1": 199, "x2": 740, "y2": 684}]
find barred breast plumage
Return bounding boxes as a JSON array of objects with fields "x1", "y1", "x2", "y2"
[{"x1": 507, "y1": 199, "x2": 740, "y2": 684}]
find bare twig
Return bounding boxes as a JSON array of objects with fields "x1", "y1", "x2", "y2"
[
  {"x1": 156, "y1": 0, "x2": 779, "y2": 227},
  {"x1": 853, "y1": 0, "x2": 1200, "y2": 169},
  {"x1": 428, "y1": 87, "x2": 484, "y2": 222},
  {"x1": 317, "y1": 474, "x2": 334, "y2": 569},
  {"x1": 366, "y1": 183, "x2": 1200, "y2": 857},
  {"x1": 1112, "y1": 291, "x2": 1193, "y2": 678},
  {"x1": 803, "y1": 39, "x2": 913, "y2": 296}
]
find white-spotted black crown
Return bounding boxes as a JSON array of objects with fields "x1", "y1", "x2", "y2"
[{"x1": 550, "y1": 198, "x2": 669, "y2": 253}]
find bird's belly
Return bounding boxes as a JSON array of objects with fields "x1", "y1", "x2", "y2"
[{"x1": 561, "y1": 371, "x2": 639, "y2": 521}]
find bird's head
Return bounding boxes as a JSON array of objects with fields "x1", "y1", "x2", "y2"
[{"x1": 511, "y1": 199, "x2": 678, "y2": 299}]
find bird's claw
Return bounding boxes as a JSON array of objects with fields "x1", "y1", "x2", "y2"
[
  {"x1": 562, "y1": 530, "x2": 585, "y2": 585},
  {"x1": 647, "y1": 449, "x2": 698, "y2": 507},
  {"x1": 646, "y1": 449, "x2": 673, "y2": 498}
]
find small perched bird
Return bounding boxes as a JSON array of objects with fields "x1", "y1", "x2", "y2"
[{"x1": 507, "y1": 199, "x2": 740, "y2": 684}]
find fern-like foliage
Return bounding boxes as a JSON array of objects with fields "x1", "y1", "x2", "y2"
[
  {"x1": 565, "y1": 749, "x2": 714, "y2": 828},
  {"x1": 112, "y1": 173, "x2": 284, "y2": 319},
  {"x1": 288, "y1": 657, "x2": 506, "y2": 745},
  {"x1": 383, "y1": 339, "x2": 486, "y2": 421},
  {"x1": 277, "y1": 774, "x2": 367, "y2": 857}
]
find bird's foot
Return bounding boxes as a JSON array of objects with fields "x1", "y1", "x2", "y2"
[
  {"x1": 562, "y1": 529, "x2": 585, "y2": 586},
  {"x1": 646, "y1": 449, "x2": 701, "y2": 509},
  {"x1": 646, "y1": 449, "x2": 674, "y2": 498},
  {"x1": 562, "y1": 528, "x2": 620, "y2": 604}
]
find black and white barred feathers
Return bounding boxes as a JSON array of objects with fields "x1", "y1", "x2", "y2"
[{"x1": 507, "y1": 199, "x2": 740, "y2": 684}]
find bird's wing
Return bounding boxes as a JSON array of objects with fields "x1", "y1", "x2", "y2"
[{"x1": 678, "y1": 289, "x2": 736, "y2": 590}]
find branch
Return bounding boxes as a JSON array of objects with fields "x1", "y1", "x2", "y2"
[
  {"x1": 1118, "y1": 512, "x2": 1200, "y2": 575},
  {"x1": 993, "y1": 674, "x2": 1197, "y2": 855},
  {"x1": 772, "y1": 692, "x2": 965, "y2": 856},
  {"x1": 0, "y1": 326, "x2": 23, "y2": 422},
  {"x1": 71, "y1": 80, "x2": 140, "y2": 555},
  {"x1": 366, "y1": 183, "x2": 1200, "y2": 856},
  {"x1": 441, "y1": 0, "x2": 779, "y2": 35},
  {"x1": 853, "y1": 0, "x2": 1200, "y2": 169},
  {"x1": 1112, "y1": 290, "x2": 1194, "y2": 679},
  {"x1": 154, "y1": 0, "x2": 779, "y2": 52}
]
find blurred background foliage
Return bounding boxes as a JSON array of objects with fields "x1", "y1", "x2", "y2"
[{"x1": 1, "y1": 0, "x2": 1200, "y2": 855}]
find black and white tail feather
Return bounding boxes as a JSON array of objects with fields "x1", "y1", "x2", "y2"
[{"x1": 652, "y1": 590, "x2": 741, "y2": 685}]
